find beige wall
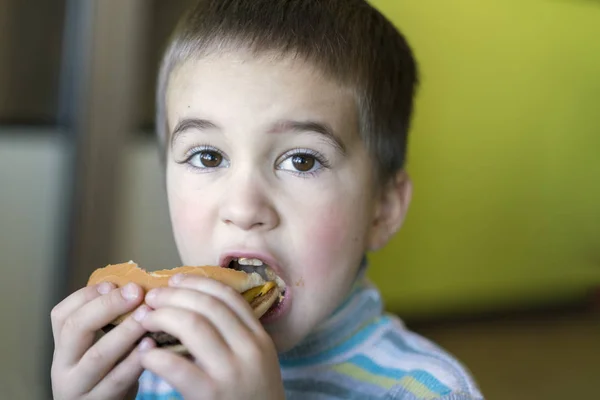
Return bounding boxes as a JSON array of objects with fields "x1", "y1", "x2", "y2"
[
  {"x1": 112, "y1": 139, "x2": 180, "y2": 270},
  {"x1": 0, "y1": 134, "x2": 178, "y2": 399},
  {"x1": 0, "y1": 132, "x2": 67, "y2": 399}
]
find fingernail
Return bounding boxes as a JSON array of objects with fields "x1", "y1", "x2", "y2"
[
  {"x1": 133, "y1": 305, "x2": 149, "y2": 322},
  {"x1": 121, "y1": 283, "x2": 139, "y2": 300},
  {"x1": 146, "y1": 289, "x2": 158, "y2": 302},
  {"x1": 97, "y1": 282, "x2": 114, "y2": 295},
  {"x1": 138, "y1": 337, "x2": 154, "y2": 352},
  {"x1": 170, "y1": 273, "x2": 184, "y2": 285}
]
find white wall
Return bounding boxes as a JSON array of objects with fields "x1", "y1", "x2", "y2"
[{"x1": 0, "y1": 131, "x2": 67, "y2": 399}]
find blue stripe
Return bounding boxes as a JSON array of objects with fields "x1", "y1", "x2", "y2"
[
  {"x1": 348, "y1": 354, "x2": 452, "y2": 395},
  {"x1": 384, "y1": 330, "x2": 471, "y2": 391},
  {"x1": 348, "y1": 354, "x2": 406, "y2": 379},
  {"x1": 137, "y1": 371, "x2": 182, "y2": 399},
  {"x1": 409, "y1": 370, "x2": 453, "y2": 395},
  {"x1": 136, "y1": 391, "x2": 182, "y2": 400},
  {"x1": 279, "y1": 317, "x2": 389, "y2": 368}
]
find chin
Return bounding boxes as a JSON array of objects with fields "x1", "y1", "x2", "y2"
[
  {"x1": 267, "y1": 317, "x2": 318, "y2": 354},
  {"x1": 270, "y1": 332, "x2": 300, "y2": 353}
]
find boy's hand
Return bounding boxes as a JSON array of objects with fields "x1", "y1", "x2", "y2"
[
  {"x1": 139, "y1": 275, "x2": 285, "y2": 400},
  {"x1": 51, "y1": 282, "x2": 154, "y2": 400}
]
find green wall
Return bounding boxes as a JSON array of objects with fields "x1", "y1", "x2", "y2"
[{"x1": 367, "y1": 0, "x2": 600, "y2": 318}]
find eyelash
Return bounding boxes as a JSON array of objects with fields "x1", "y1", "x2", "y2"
[
  {"x1": 277, "y1": 147, "x2": 331, "y2": 177},
  {"x1": 178, "y1": 144, "x2": 331, "y2": 176},
  {"x1": 184, "y1": 144, "x2": 223, "y2": 160},
  {"x1": 179, "y1": 144, "x2": 226, "y2": 173}
]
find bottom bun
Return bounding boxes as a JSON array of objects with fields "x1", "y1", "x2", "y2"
[
  {"x1": 103, "y1": 325, "x2": 192, "y2": 356},
  {"x1": 161, "y1": 344, "x2": 191, "y2": 356},
  {"x1": 146, "y1": 285, "x2": 280, "y2": 355},
  {"x1": 94, "y1": 262, "x2": 283, "y2": 355}
]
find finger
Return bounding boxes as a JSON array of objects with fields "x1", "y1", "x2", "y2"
[
  {"x1": 140, "y1": 307, "x2": 232, "y2": 372},
  {"x1": 51, "y1": 283, "x2": 115, "y2": 342},
  {"x1": 145, "y1": 287, "x2": 256, "y2": 351},
  {"x1": 141, "y1": 348, "x2": 215, "y2": 399},
  {"x1": 91, "y1": 337, "x2": 156, "y2": 399},
  {"x1": 169, "y1": 274, "x2": 262, "y2": 332},
  {"x1": 56, "y1": 283, "x2": 144, "y2": 368},
  {"x1": 77, "y1": 305, "x2": 151, "y2": 387}
]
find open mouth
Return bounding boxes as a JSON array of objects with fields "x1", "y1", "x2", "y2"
[{"x1": 225, "y1": 257, "x2": 287, "y2": 309}]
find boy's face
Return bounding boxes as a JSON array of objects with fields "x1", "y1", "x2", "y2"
[{"x1": 165, "y1": 51, "x2": 381, "y2": 352}]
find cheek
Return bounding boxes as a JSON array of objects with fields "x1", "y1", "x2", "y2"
[
  {"x1": 309, "y1": 205, "x2": 349, "y2": 248},
  {"x1": 168, "y1": 185, "x2": 214, "y2": 254},
  {"x1": 297, "y1": 201, "x2": 368, "y2": 279}
]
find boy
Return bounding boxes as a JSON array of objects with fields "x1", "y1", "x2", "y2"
[{"x1": 51, "y1": 0, "x2": 483, "y2": 399}]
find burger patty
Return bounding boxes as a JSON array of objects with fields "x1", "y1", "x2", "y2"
[
  {"x1": 99, "y1": 285, "x2": 281, "y2": 351},
  {"x1": 143, "y1": 331, "x2": 180, "y2": 346},
  {"x1": 102, "y1": 324, "x2": 181, "y2": 347}
]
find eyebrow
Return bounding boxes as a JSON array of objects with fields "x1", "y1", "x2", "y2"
[
  {"x1": 270, "y1": 120, "x2": 346, "y2": 154},
  {"x1": 171, "y1": 118, "x2": 346, "y2": 154},
  {"x1": 171, "y1": 118, "x2": 219, "y2": 148}
]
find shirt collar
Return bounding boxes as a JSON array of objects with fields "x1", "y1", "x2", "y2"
[{"x1": 278, "y1": 257, "x2": 383, "y2": 365}]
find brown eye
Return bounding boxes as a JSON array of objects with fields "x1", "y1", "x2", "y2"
[
  {"x1": 200, "y1": 151, "x2": 223, "y2": 168},
  {"x1": 291, "y1": 155, "x2": 315, "y2": 172},
  {"x1": 277, "y1": 150, "x2": 326, "y2": 175},
  {"x1": 187, "y1": 148, "x2": 229, "y2": 170}
]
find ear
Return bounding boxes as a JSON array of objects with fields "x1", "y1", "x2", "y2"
[{"x1": 368, "y1": 170, "x2": 413, "y2": 251}]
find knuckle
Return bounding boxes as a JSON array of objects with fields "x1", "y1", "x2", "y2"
[
  {"x1": 199, "y1": 294, "x2": 224, "y2": 311},
  {"x1": 120, "y1": 318, "x2": 143, "y2": 337},
  {"x1": 244, "y1": 333, "x2": 275, "y2": 363},
  {"x1": 222, "y1": 285, "x2": 242, "y2": 302},
  {"x1": 99, "y1": 291, "x2": 118, "y2": 309},
  {"x1": 183, "y1": 312, "x2": 206, "y2": 331},
  {"x1": 85, "y1": 345, "x2": 104, "y2": 365},
  {"x1": 243, "y1": 342, "x2": 264, "y2": 363},
  {"x1": 203, "y1": 384, "x2": 218, "y2": 398},
  {"x1": 50, "y1": 305, "x2": 63, "y2": 323},
  {"x1": 105, "y1": 369, "x2": 129, "y2": 391},
  {"x1": 225, "y1": 358, "x2": 243, "y2": 379},
  {"x1": 221, "y1": 283, "x2": 237, "y2": 296},
  {"x1": 51, "y1": 370, "x2": 77, "y2": 399},
  {"x1": 50, "y1": 365, "x2": 62, "y2": 386},
  {"x1": 257, "y1": 330, "x2": 273, "y2": 346},
  {"x1": 158, "y1": 354, "x2": 191, "y2": 383},
  {"x1": 62, "y1": 315, "x2": 80, "y2": 334}
]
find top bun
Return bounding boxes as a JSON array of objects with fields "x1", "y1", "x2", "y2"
[
  {"x1": 87, "y1": 261, "x2": 267, "y2": 324},
  {"x1": 88, "y1": 261, "x2": 266, "y2": 293}
]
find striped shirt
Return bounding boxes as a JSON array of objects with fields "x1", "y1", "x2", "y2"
[{"x1": 137, "y1": 269, "x2": 483, "y2": 399}]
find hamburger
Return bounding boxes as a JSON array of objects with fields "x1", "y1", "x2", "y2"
[{"x1": 87, "y1": 260, "x2": 285, "y2": 355}]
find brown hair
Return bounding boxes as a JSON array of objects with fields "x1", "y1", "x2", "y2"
[{"x1": 156, "y1": 0, "x2": 418, "y2": 183}]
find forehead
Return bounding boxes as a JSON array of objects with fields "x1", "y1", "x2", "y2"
[{"x1": 165, "y1": 50, "x2": 358, "y2": 136}]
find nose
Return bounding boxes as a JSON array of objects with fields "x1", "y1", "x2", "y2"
[{"x1": 219, "y1": 173, "x2": 279, "y2": 232}]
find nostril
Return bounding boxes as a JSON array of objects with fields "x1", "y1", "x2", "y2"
[
  {"x1": 223, "y1": 219, "x2": 263, "y2": 228},
  {"x1": 220, "y1": 204, "x2": 278, "y2": 231}
]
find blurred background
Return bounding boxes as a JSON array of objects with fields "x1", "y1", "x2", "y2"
[{"x1": 0, "y1": 0, "x2": 598, "y2": 398}]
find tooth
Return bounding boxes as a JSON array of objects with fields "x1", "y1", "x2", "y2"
[{"x1": 238, "y1": 258, "x2": 264, "y2": 266}]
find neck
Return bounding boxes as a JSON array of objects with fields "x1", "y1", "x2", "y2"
[{"x1": 279, "y1": 257, "x2": 383, "y2": 364}]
